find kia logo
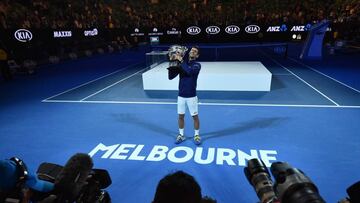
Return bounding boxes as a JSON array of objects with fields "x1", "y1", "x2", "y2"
[
  {"x1": 187, "y1": 26, "x2": 201, "y2": 35},
  {"x1": 225, "y1": 25, "x2": 240, "y2": 34},
  {"x1": 206, "y1": 26, "x2": 220, "y2": 34},
  {"x1": 14, "y1": 29, "x2": 33, "y2": 42},
  {"x1": 245, "y1": 25, "x2": 260, "y2": 34}
]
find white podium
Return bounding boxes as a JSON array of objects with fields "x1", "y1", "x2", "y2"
[{"x1": 142, "y1": 62, "x2": 272, "y2": 91}]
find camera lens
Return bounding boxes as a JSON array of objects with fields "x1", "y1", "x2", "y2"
[
  {"x1": 244, "y1": 159, "x2": 277, "y2": 203},
  {"x1": 270, "y1": 162, "x2": 325, "y2": 203}
]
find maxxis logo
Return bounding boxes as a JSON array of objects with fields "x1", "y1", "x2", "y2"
[
  {"x1": 14, "y1": 29, "x2": 33, "y2": 42},
  {"x1": 187, "y1": 26, "x2": 201, "y2": 35},
  {"x1": 245, "y1": 25, "x2": 260, "y2": 34}
]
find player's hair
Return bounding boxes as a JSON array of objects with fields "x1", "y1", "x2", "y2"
[{"x1": 191, "y1": 46, "x2": 200, "y2": 56}]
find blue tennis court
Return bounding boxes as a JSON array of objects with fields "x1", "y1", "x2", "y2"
[{"x1": 1, "y1": 44, "x2": 360, "y2": 202}]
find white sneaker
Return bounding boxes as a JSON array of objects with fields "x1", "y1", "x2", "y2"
[{"x1": 175, "y1": 134, "x2": 186, "y2": 144}]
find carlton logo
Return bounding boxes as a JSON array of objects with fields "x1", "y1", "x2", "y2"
[
  {"x1": 167, "y1": 28, "x2": 181, "y2": 35},
  {"x1": 245, "y1": 25, "x2": 260, "y2": 34},
  {"x1": 206, "y1": 26, "x2": 220, "y2": 34},
  {"x1": 225, "y1": 25, "x2": 240, "y2": 34},
  {"x1": 14, "y1": 29, "x2": 33, "y2": 42},
  {"x1": 187, "y1": 26, "x2": 201, "y2": 35}
]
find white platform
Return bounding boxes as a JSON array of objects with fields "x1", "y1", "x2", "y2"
[{"x1": 142, "y1": 62, "x2": 272, "y2": 91}]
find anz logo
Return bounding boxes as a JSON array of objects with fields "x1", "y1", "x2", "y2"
[
  {"x1": 14, "y1": 29, "x2": 33, "y2": 42},
  {"x1": 187, "y1": 26, "x2": 201, "y2": 35},
  {"x1": 291, "y1": 24, "x2": 311, "y2": 32},
  {"x1": 225, "y1": 25, "x2": 240, "y2": 34},
  {"x1": 267, "y1": 24, "x2": 287, "y2": 32},
  {"x1": 206, "y1": 26, "x2": 220, "y2": 34},
  {"x1": 267, "y1": 26, "x2": 281, "y2": 32},
  {"x1": 291, "y1": 26, "x2": 305, "y2": 32},
  {"x1": 245, "y1": 25, "x2": 260, "y2": 34}
]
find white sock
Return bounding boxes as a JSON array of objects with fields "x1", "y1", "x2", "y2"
[
  {"x1": 179, "y1": 128, "x2": 184, "y2": 135},
  {"x1": 195, "y1": 129, "x2": 199, "y2": 136}
]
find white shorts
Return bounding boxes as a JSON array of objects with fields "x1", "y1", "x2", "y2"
[{"x1": 177, "y1": 96, "x2": 199, "y2": 116}]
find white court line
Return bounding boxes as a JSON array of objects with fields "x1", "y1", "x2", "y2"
[
  {"x1": 260, "y1": 51, "x2": 340, "y2": 106},
  {"x1": 41, "y1": 99, "x2": 360, "y2": 108},
  {"x1": 79, "y1": 67, "x2": 148, "y2": 101},
  {"x1": 288, "y1": 57, "x2": 360, "y2": 94},
  {"x1": 272, "y1": 73, "x2": 292, "y2": 76},
  {"x1": 42, "y1": 62, "x2": 143, "y2": 101}
]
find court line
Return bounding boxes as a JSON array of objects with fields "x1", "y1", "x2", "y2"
[
  {"x1": 42, "y1": 62, "x2": 143, "y2": 101},
  {"x1": 288, "y1": 57, "x2": 360, "y2": 94},
  {"x1": 272, "y1": 73, "x2": 292, "y2": 76},
  {"x1": 260, "y1": 51, "x2": 340, "y2": 106},
  {"x1": 79, "y1": 67, "x2": 148, "y2": 101},
  {"x1": 41, "y1": 99, "x2": 360, "y2": 108}
]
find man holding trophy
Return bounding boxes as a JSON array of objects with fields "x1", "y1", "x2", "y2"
[{"x1": 168, "y1": 45, "x2": 202, "y2": 145}]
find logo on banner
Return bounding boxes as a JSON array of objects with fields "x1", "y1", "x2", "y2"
[
  {"x1": 225, "y1": 25, "x2": 240, "y2": 34},
  {"x1": 280, "y1": 24, "x2": 288, "y2": 31},
  {"x1": 245, "y1": 25, "x2": 260, "y2": 34},
  {"x1": 266, "y1": 24, "x2": 287, "y2": 32},
  {"x1": 267, "y1": 26, "x2": 280, "y2": 32},
  {"x1": 89, "y1": 143, "x2": 278, "y2": 167},
  {"x1": 187, "y1": 26, "x2": 201, "y2": 35},
  {"x1": 14, "y1": 29, "x2": 33, "y2": 42},
  {"x1": 54, "y1": 31, "x2": 72, "y2": 38},
  {"x1": 206, "y1": 26, "x2": 220, "y2": 34},
  {"x1": 291, "y1": 26, "x2": 305, "y2": 32},
  {"x1": 291, "y1": 24, "x2": 311, "y2": 32},
  {"x1": 167, "y1": 28, "x2": 181, "y2": 35},
  {"x1": 131, "y1": 28, "x2": 144, "y2": 36},
  {"x1": 84, "y1": 28, "x2": 98, "y2": 36},
  {"x1": 149, "y1": 27, "x2": 164, "y2": 36}
]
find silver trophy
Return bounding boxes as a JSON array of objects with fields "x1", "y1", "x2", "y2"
[{"x1": 168, "y1": 45, "x2": 188, "y2": 68}]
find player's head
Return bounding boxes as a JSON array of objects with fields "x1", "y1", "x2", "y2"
[{"x1": 189, "y1": 46, "x2": 200, "y2": 60}]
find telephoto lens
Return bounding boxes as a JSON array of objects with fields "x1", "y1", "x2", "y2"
[
  {"x1": 244, "y1": 159, "x2": 278, "y2": 203},
  {"x1": 270, "y1": 162, "x2": 325, "y2": 203}
]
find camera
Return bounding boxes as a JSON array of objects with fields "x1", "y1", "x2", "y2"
[
  {"x1": 245, "y1": 159, "x2": 325, "y2": 203},
  {"x1": 270, "y1": 162, "x2": 325, "y2": 203},
  {"x1": 338, "y1": 181, "x2": 360, "y2": 203},
  {"x1": 36, "y1": 153, "x2": 112, "y2": 203},
  {"x1": 244, "y1": 159, "x2": 278, "y2": 203},
  {"x1": 0, "y1": 154, "x2": 112, "y2": 203}
]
